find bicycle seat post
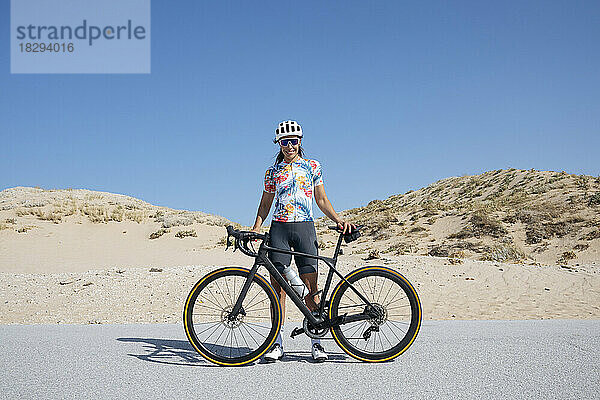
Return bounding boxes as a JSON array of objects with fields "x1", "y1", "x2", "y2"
[{"x1": 332, "y1": 231, "x2": 345, "y2": 261}]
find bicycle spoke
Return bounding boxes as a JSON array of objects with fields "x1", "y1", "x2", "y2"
[
  {"x1": 355, "y1": 279, "x2": 370, "y2": 302},
  {"x1": 352, "y1": 321, "x2": 367, "y2": 348},
  {"x1": 213, "y1": 280, "x2": 231, "y2": 308},
  {"x1": 245, "y1": 296, "x2": 269, "y2": 312},
  {"x1": 198, "y1": 290, "x2": 225, "y2": 311},
  {"x1": 233, "y1": 275, "x2": 237, "y2": 305},
  {"x1": 383, "y1": 287, "x2": 404, "y2": 308},
  {"x1": 236, "y1": 325, "x2": 252, "y2": 356},
  {"x1": 244, "y1": 321, "x2": 272, "y2": 330},
  {"x1": 241, "y1": 287, "x2": 263, "y2": 311},
  {"x1": 365, "y1": 276, "x2": 375, "y2": 301},
  {"x1": 344, "y1": 320, "x2": 365, "y2": 338},
  {"x1": 204, "y1": 286, "x2": 227, "y2": 310},
  {"x1": 192, "y1": 312, "x2": 223, "y2": 317},
  {"x1": 186, "y1": 269, "x2": 280, "y2": 364},
  {"x1": 245, "y1": 306, "x2": 271, "y2": 313},
  {"x1": 377, "y1": 329, "x2": 385, "y2": 352},
  {"x1": 194, "y1": 321, "x2": 222, "y2": 337},
  {"x1": 379, "y1": 324, "x2": 394, "y2": 349},
  {"x1": 223, "y1": 276, "x2": 233, "y2": 305},
  {"x1": 331, "y1": 270, "x2": 420, "y2": 358},
  {"x1": 386, "y1": 304, "x2": 411, "y2": 311},
  {"x1": 193, "y1": 302, "x2": 225, "y2": 313},
  {"x1": 387, "y1": 319, "x2": 411, "y2": 326},
  {"x1": 239, "y1": 322, "x2": 261, "y2": 347},
  {"x1": 380, "y1": 278, "x2": 396, "y2": 306}
]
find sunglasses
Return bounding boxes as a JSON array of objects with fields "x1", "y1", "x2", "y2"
[{"x1": 279, "y1": 138, "x2": 299, "y2": 147}]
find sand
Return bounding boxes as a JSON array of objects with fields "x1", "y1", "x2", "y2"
[{"x1": 1, "y1": 186, "x2": 599, "y2": 324}]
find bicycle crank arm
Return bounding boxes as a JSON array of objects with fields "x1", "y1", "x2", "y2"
[{"x1": 290, "y1": 327, "x2": 305, "y2": 339}]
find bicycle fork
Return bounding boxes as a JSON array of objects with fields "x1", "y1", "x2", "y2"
[{"x1": 227, "y1": 261, "x2": 261, "y2": 322}]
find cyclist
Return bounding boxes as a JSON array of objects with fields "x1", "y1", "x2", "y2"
[{"x1": 251, "y1": 120, "x2": 355, "y2": 362}]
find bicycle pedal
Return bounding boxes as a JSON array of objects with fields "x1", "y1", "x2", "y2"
[{"x1": 290, "y1": 327, "x2": 304, "y2": 339}]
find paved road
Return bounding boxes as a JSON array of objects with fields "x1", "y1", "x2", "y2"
[{"x1": 1, "y1": 320, "x2": 598, "y2": 399}]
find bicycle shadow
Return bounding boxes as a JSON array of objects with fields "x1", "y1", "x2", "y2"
[
  {"x1": 117, "y1": 337, "x2": 355, "y2": 366},
  {"x1": 117, "y1": 337, "x2": 214, "y2": 367},
  {"x1": 261, "y1": 349, "x2": 350, "y2": 364}
]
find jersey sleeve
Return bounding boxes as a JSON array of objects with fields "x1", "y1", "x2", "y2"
[
  {"x1": 264, "y1": 167, "x2": 276, "y2": 193},
  {"x1": 310, "y1": 160, "x2": 323, "y2": 187}
]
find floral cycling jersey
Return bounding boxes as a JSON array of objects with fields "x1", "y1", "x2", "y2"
[{"x1": 264, "y1": 158, "x2": 324, "y2": 222}]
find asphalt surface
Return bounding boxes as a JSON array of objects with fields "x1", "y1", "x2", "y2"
[{"x1": 1, "y1": 320, "x2": 598, "y2": 399}]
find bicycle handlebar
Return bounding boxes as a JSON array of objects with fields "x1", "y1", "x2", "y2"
[
  {"x1": 225, "y1": 223, "x2": 364, "y2": 257},
  {"x1": 226, "y1": 226, "x2": 265, "y2": 257}
]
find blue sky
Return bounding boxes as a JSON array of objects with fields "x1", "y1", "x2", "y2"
[{"x1": 2, "y1": 1, "x2": 599, "y2": 224}]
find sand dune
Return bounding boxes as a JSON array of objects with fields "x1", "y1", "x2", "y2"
[{"x1": 1, "y1": 173, "x2": 599, "y2": 324}]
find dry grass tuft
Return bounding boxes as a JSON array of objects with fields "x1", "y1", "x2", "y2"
[
  {"x1": 557, "y1": 250, "x2": 577, "y2": 264},
  {"x1": 175, "y1": 229, "x2": 197, "y2": 239},
  {"x1": 386, "y1": 241, "x2": 418, "y2": 255},
  {"x1": 583, "y1": 230, "x2": 600, "y2": 241},
  {"x1": 480, "y1": 244, "x2": 528, "y2": 263},
  {"x1": 149, "y1": 228, "x2": 170, "y2": 240},
  {"x1": 448, "y1": 211, "x2": 507, "y2": 239},
  {"x1": 366, "y1": 249, "x2": 380, "y2": 259}
]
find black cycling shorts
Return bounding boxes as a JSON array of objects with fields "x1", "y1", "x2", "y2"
[{"x1": 268, "y1": 221, "x2": 318, "y2": 275}]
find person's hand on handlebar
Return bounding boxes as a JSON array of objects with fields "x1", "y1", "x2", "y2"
[
  {"x1": 250, "y1": 226, "x2": 262, "y2": 241},
  {"x1": 336, "y1": 220, "x2": 356, "y2": 234}
]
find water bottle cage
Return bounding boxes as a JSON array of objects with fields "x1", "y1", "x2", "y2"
[{"x1": 290, "y1": 282, "x2": 309, "y2": 298}]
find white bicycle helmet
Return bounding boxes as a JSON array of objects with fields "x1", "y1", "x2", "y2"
[{"x1": 274, "y1": 120, "x2": 303, "y2": 142}]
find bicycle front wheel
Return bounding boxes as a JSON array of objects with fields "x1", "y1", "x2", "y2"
[
  {"x1": 329, "y1": 266, "x2": 421, "y2": 362},
  {"x1": 183, "y1": 267, "x2": 282, "y2": 366}
]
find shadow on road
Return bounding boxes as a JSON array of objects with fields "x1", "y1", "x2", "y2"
[
  {"x1": 117, "y1": 337, "x2": 213, "y2": 367},
  {"x1": 117, "y1": 337, "x2": 353, "y2": 366},
  {"x1": 257, "y1": 349, "x2": 350, "y2": 364}
]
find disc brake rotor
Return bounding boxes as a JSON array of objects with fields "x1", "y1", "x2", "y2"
[{"x1": 221, "y1": 305, "x2": 245, "y2": 328}]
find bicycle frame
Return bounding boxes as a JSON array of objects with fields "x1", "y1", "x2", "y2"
[{"x1": 229, "y1": 230, "x2": 377, "y2": 329}]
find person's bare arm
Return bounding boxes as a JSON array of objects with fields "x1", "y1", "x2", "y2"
[
  {"x1": 314, "y1": 184, "x2": 355, "y2": 234},
  {"x1": 251, "y1": 191, "x2": 275, "y2": 232}
]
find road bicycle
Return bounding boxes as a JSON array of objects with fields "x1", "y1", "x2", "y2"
[{"x1": 183, "y1": 225, "x2": 421, "y2": 366}]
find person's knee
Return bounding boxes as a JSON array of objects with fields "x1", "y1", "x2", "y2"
[{"x1": 298, "y1": 264, "x2": 317, "y2": 275}]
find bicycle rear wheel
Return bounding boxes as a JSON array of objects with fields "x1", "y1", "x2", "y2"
[
  {"x1": 329, "y1": 266, "x2": 421, "y2": 362},
  {"x1": 183, "y1": 267, "x2": 282, "y2": 366}
]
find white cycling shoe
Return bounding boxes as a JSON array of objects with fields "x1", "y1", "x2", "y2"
[
  {"x1": 311, "y1": 343, "x2": 328, "y2": 362},
  {"x1": 263, "y1": 344, "x2": 283, "y2": 362}
]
